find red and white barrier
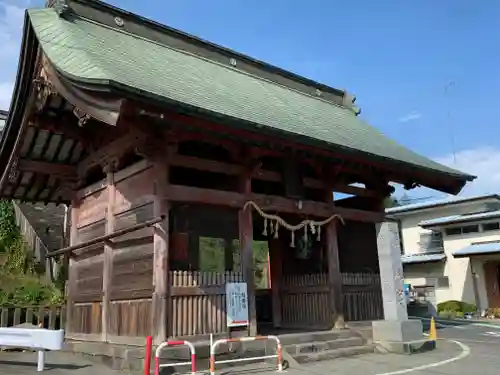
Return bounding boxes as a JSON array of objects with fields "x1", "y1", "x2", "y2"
[
  {"x1": 154, "y1": 340, "x2": 196, "y2": 375},
  {"x1": 144, "y1": 336, "x2": 153, "y2": 375},
  {"x1": 209, "y1": 335, "x2": 283, "y2": 375}
]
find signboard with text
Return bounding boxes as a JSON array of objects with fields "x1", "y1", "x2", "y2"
[{"x1": 226, "y1": 282, "x2": 249, "y2": 327}]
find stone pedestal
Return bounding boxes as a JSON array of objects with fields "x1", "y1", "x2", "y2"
[
  {"x1": 372, "y1": 319, "x2": 423, "y2": 343},
  {"x1": 373, "y1": 221, "x2": 427, "y2": 353}
]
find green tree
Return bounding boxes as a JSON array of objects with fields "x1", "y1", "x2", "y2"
[
  {"x1": 0, "y1": 199, "x2": 64, "y2": 306},
  {"x1": 383, "y1": 196, "x2": 401, "y2": 208}
]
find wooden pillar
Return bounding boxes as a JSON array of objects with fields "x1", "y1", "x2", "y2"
[
  {"x1": 102, "y1": 161, "x2": 117, "y2": 342},
  {"x1": 65, "y1": 199, "x2": 79, "y2": 335},
  {"x1": 151, "y1": 155, "x2": 170, "y2": 344},
  {"x1": 324, "y1": 190, "x2": 345, "y2": 329},
  {"x1": 239, "y1": 171, "x2": 257, "y2": 336},
  {"x1": 269, "y1": 238, "x2": 282, "y2": 328}
]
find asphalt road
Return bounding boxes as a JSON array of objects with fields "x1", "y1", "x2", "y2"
[{"x1": 411, "y1": 317, "x2": 500, "y2": 375}]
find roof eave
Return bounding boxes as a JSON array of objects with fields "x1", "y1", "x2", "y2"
[
  {"x1": 0, "y1": 13, "x2": 39, "y2": 193},
  {"x1": 48, "y1": 68, "x2": 473, "y2": 195},
  {"x1": 387, "y1": 194, "x2": 500, "y2": 216},
  {"x1": 402, "y1": 257, "x2": 446, "y2": 265},
  {"x1": 421, "y1": 215, "x2": 500, "y2": 229},
  {"x1": 453, "y1": 251, "x2": 500, "y2": 258}
]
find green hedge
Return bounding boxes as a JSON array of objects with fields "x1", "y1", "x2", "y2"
[{"x1": 437, "y1": 300, "x2": 476, "y2": 314}]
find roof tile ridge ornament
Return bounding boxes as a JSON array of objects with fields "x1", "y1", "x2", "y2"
[
  {"x1": 73, "y1": 107, "x2": 91, "y2": 127},
  {"x1": 342, "y1": 91, "x2": 361, "y2": 116},
  {"x1": 33, "y1": 76, "x2": 54, "y2": 113},
  {"x1": 51, "y1": 0, "x2": 69, "y2": 16}
]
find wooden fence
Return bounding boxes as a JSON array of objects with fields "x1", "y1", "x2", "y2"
[
  {"x1": 342, "y1": 272, "x2": 383, "y2": 321},
  {"x1": 281, "y1": 273, "x2": 330, "y2": 328},
  {"x1": 0, "y1": 305, "x2": 66, "y2": 330},
  {"x1": 280, "y1": 272, "x2": 383, "y2": 328},
  {"x1": 170, "y1": 270, "x2": 244, "y2": 338},
  {"x1": 0, "y1": 272, "x2": 383, "y2": 339}
]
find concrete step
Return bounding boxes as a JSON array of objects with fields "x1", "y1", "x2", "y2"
[{"x1": 293, "y1": 344, "x2": 375, "y2": 364}]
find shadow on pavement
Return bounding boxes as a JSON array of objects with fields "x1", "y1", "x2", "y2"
[{"x1": 0, "y1": 360, "x2": 91, "y2": 370}]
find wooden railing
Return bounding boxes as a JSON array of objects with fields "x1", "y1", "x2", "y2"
[
  {"x1": 0, "y1": 305, "x2": 66, "y2": 330},
  {"x1": 342, "y1": 272, "x2": 383, "y2": 321},
  {"x1": 170, "y1": 270, "x2": 245, "y2": 338}
]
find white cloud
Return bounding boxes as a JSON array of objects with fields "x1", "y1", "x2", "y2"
[
  {"x1": 435, "y1": 146, "x2": 500, "y2": 197},
  {"x1": 394, "y1": 146, "x2": 500, "y2": 201},
  {"x1": 398, "y1": 111, "x2": 422, "y2": 123},
  {"x1": 0, "y1": 81, "x2": 13, "y2": 110}
]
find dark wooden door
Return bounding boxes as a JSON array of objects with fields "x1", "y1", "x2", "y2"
[{"x1": 484, "y1": 262, "x2": 500, "y2": 308}]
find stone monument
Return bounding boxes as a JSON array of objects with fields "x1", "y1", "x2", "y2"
[{"x1": 372, "y1": 220, "x2": 425, "y2": 353}]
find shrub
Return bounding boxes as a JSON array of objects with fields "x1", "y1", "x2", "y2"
[
  {"x1": 438, "y1": 310, "x2": 456, "y2": 319},
  {"x1": 0, "y1": 275, "x2": 62, "y2": 306},
  {"x1": 486, "y1": 308, "x2": 500, "y2": 318},
  {"x1": 437, "y1": 300, "x2": 476, "y2": 314},
  {"x1": 437, "y1": 300, "x2": 461, "y2": 313}
]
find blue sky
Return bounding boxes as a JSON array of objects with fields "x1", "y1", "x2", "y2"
[{"x1": 1, "y1": 0, "x2": 499, "y2": 200}]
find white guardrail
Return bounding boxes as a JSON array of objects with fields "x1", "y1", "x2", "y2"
[
  {"x1": 0, "y1": 327, "x2": 64, "y2": 372},
  {"x1": 210, "y1": 335, "x2": 283, "y2": 375}
]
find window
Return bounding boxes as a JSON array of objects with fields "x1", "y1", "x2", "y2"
[
  {"x1": 483, "y1": 222, "x2": 500, "y2": 232},
  {"x1": 462, "y1": 225, "x2": 479, "y2": 234},
  {"x1": 437, "y1": 277, "x2": 450, "y2": 288},
  {"x1": 418, "y1": 231, "x2": 444, "y2": 252},
  {"x1": 445, "y1": 225, "x2": 479, "y2": 236},
  {"x1": 445, "y1": 227, "x2": 462, "y2": 236}
]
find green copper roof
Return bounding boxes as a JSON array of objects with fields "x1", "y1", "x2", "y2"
[{"x1": 28, "y1": 8, "x2": 472, "y2": 183}]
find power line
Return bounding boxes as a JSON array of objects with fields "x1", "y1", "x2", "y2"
[{"x1": 444, "y1": 81, "x2": 457, "y2": 165}]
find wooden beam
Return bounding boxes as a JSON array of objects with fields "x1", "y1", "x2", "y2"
[
  {"x1": 17, "y1": 159, "x2": 76, "y2": 180},
  {"x1": 31, "y1": 115, "x2": 90, "y2": 147},
  {"x1": 168, "y1": 153, "x2": 378, "y2": 197},
  {"x1": 160, "y1": 110, "x2": 444, "y2": 188},
  {"x1": 170, "y1": 154, "x2": 241, "y2": 175},
  {"x1": 77, "y1": 131, "x2": 147, "y2": 177},
  {"x1": 165, "y1": 184, "x2": 384, "y2": 222}
]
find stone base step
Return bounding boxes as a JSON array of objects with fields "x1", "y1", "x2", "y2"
[{"x1": 66, "y1": 328, "x2": 375, "y2": 373}]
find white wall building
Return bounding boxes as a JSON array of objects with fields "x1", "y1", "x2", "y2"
[{"x1": 387, "y1": 194, "x2": 500, "y2": 312}]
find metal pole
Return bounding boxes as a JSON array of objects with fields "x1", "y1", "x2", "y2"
[
  {"x1": 37, "y1": 350, "x2": 45, "y2": 372},
  {"x1": 46, "y1": 215, "x2": 165, "y2": 258}
]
